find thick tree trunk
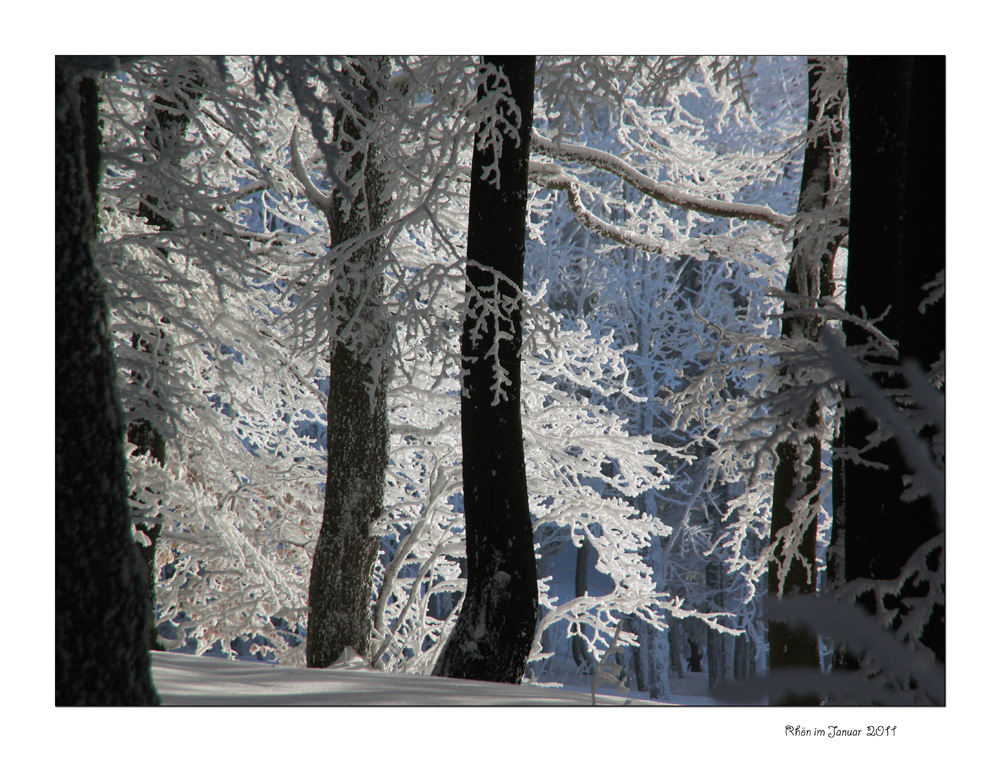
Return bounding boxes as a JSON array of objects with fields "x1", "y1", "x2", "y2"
[
  {"x1": 767, "y1": 58, "x2": 847, "y2": 702},
  {"x1": 841, "y1": 56, "x2": 945, "y2": 664},
  {"x1": 55, "y1": 58, "x2": 159, "y2": 705},
  {"x1": 307, "y1": 58, "x2": 392, "y2": 668},
  {"x1": 432, "y1": 56, "x2": 538, "y2": 683}
]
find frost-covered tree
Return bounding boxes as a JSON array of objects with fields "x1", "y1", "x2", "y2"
[
  {"x1": 431, "y1": 56, "x2": 539, "y2": 684},
  {"x1": 125, "y1": 57, "x2": 206, "y2": 651},
  {"x1": 99, "y1": 56, "x2": 330, "y2": 663},
  {"x1": 765, "y1": 57, "x2": 848, "y2": 697},
  {"x1": 257, "y1": 56, "x2": 396, "y2": 669},
  {"x1": 304, "y1": 58, "x2": 392, "y2": 669}
]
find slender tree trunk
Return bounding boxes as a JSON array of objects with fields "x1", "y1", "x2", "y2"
[
  {"x1": 56, "y1": 58, "x2": 159, "y2": 705},
  {"x1": 432, "y1": 56, "x2": 538, "y2": 683},
  {"x1": 767, "y1": 57, "x2": 848, "y2": 703},
  {"x1": 840, "y1": 56, "x2": 945, "y2": 665},
  {"x1": 706, "y1": 560, "x2": 727, "y2": 695},
  {"x1": 732, "y1": 628, "x2": 754, "y2": 682},
  {"x1": 571, "y1": 540, "x2": 594, "y2": 671},
  {"x1": 668, "y1": 616, "x2": 686, "y2": 680},
  {"x1": 634, "y1": 268, "x2": 670, "y2": 701},
  {"x1": 307, "y1": 58, "x2": 392, "y2": 668}
]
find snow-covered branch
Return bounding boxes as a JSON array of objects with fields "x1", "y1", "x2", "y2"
[
  {"x1": 528, "y1": 161, "x2": 682, "y2": 258},
  {"x1": 820, "y1": 327, "x2": 944, "y2": 514},
  {"x1": 532, "y1": 130, "x2": 793, "y2": 229},
  {"x1": 289, "y1": 123, "x2": 333, "y2": 212}
]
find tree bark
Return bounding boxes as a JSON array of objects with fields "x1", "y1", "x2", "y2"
[
  {"x1": 841, "y1": 55, "x2": 945, "y2": 664},
  {"x1": 55, "y1": 58, "x2": 159, "y2": 705},
  {"x1": 432, "y1": 56, "x2": 538, "y2": 683},
  {"x1": 767, "y1": 57, "x2": 847, "y2": 703},
  {"x1": 307, "y1": 58, "x2": 392, "y2": 668}
]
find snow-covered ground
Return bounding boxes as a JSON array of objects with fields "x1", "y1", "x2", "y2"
[{"x1": 151, "y1": 650, "x2": 671, "y2": 706}]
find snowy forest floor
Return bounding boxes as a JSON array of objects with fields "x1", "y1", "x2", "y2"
[{"x1": 151, "y1": 651, "x2": 684, "y2": 706}]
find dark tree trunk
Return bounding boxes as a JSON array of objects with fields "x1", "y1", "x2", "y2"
[
  {"x1": 55, "y1": 58, "x2": 159, "y2": 705},
  {"x1": 668, "y1": 615, "x2": 686, "y2": 679},
  {"x1": 841, "y1": 56, "x2": 945, "y2": 664},
  {"x1": 571, "y1": 540, "x2": 594, "y2": 671},
  {"x1": 432, "y1": 56, "x2": 538, "y2": 684},
  {"x1": 686, "y1": 639, "x2": 703, "y2": 672},
  {"x1": 767, "y1": 58, "x2": 847, "y2": 703},
  {"x1": 706, "y1": 628, "x2": 726, "y2": 694},
  {"x1": 641, "y1": 619, "x2": 671, "y2": 700},
  {"x1": 732, "y1": 629, "x2": 755, "y2": 682},
  {"x1": 705, "y1": 560, "x2": 727, "y2": 695},
  {"x1": 622, "y1": 616, "x2": 646, "y2": 694},
  {"x1": 307, "y1": 58, "x2": 392, "y2": 668}
]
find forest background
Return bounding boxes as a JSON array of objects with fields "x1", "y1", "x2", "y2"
[{"x1": 14, "y1": 2, "x2": 997, "y2": 759}]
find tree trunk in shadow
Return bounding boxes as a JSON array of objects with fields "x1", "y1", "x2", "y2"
[
  {"x1": 432, "y1": 56, "x2": 539, "y2": 684},
  {"x1": 56, "y1": 58, "x2": 159, "y2": 705}
]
